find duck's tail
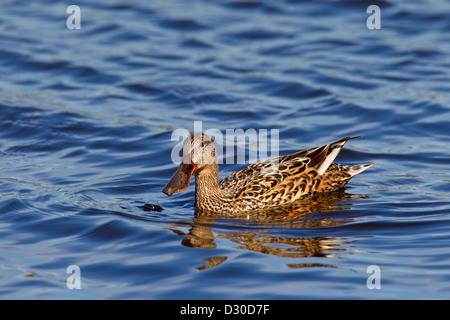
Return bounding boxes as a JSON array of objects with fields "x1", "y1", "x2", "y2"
[
  {"x1": 315, "y1": 136, "x2": 361, "y2": 175},
  {"x1": 346, "y1": 163, "x2": 374, "y2": 177}
]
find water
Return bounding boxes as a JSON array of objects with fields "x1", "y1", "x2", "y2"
[{"x1": 1, "y1": 0, "x2": 449, "y2": 299}]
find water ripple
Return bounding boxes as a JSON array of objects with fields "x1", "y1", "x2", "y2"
[{"x1": 0, "y1": 0, "x2": 449, "y2": 299}]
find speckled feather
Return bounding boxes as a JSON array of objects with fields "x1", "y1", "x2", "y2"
[{"x1": 166, "y1": 133, "x2": 373, "y2": 215}]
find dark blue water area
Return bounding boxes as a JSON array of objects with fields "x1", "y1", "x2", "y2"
[{"x1": 0, "y1": 0, "x2": 450, "y2": 299}]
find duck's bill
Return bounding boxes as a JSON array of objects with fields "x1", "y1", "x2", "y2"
[{"x1": 162, "y1": 163, "x2": 198, "y2": 196}]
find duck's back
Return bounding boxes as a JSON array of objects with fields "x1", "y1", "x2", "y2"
[{"x1": 212, "y1": 137, "x2": 373, "y2": 214}]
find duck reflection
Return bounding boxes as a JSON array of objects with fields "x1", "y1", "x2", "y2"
[{"x1": 172, "y1": 190, "x2": 368, "y2": 270}]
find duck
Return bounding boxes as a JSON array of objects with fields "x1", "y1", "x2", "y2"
[{"x1": 162, "y1": 132, "x2": 373, "y2": 215}]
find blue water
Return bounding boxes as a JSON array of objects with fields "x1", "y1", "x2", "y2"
[{"x1": 1, "y1": 0, "x2": 450, "y2": 299}]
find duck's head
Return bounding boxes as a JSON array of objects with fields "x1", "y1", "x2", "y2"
[{"x1": 162, "y1": 132, "x2": 217, "y2": 196}]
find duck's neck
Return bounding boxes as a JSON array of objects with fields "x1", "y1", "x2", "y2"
[{"x1": 194, "y1": 163, "x2": 220, "y2": 209}]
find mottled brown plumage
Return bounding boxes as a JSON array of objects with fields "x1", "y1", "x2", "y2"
[{"x1": 163, "y1": 133, "x2": 373, "y2": 214}]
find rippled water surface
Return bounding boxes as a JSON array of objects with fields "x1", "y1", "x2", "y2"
[{"x1": 1, "y1": 0, "x2": 449, "y2": 299}]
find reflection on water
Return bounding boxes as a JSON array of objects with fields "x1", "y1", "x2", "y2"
[{"x1": 174, "y1": 190, "x2": 366, "y2": 269}]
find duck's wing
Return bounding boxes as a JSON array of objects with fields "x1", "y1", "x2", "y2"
[
  {"x1": 219, "y1": 136, "x2": 362, "y2": 203},
  {"x1": 279, "y1": 136, "x2": 361, "y2": 174}
]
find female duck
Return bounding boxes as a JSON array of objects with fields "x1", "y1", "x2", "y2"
[{"x1": 163, "y1": 133, "x2": 372, "y2": 214}]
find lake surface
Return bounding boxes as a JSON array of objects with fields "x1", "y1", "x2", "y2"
[{"x1": 0, "y1": 0, "x2": 449, "y2": 299}]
